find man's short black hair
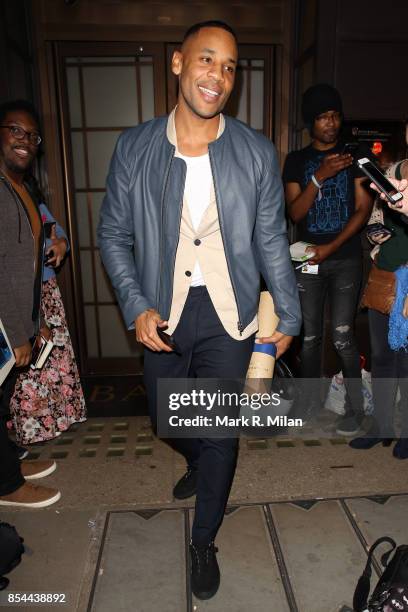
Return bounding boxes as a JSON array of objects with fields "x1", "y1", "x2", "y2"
[
  {"x1": 182, "y1": 20, "x2": 237, "y2": 46},
  {"x1": 0, "y1": 99, "x2": 41, "y2": 129}
]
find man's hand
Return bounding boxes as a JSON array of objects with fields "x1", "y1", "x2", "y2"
[
  {"x1": 257, "y1": 331, "x2": 293, "y2": 359},
  {"x1": 370, "y1": 178, "x2": 408, "y2": 216},
  {"x1": 306, "y1": 243, "x2": 335, "y2": 264},
  {"x1": 13, "y1": 341, "x2": 32, "y2": 367},
  {"x1": 135, "y1": 309, "x2": 172, "y2": 352},
  {"x1": 315, "y1": 154, "x2": 353, "y2": 183}
]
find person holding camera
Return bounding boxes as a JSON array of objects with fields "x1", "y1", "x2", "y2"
[{"x1": 351, "y1": 157, "x2": 408, "y2": 457}]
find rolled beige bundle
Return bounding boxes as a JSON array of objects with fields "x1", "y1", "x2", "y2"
[{"x1": 245, "y1": 291, "x2": 279, "y2": 394}]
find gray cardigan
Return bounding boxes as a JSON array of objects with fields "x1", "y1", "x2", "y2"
[{"x1": 0, "y1": 176, "x2": 44, "y2": 348}]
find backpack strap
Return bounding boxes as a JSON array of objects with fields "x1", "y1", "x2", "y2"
[{"x1": 353, "y1": 537, "x2": 397, "y2": 612}]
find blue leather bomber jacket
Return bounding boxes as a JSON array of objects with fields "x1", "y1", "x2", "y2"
[{"x1": 97, "y1": 115, "x2": 302, "y2": 337}]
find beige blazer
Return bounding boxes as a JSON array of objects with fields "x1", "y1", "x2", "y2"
[{"x1": 166, "y1": 109, "x2": 257, "y2": 340}]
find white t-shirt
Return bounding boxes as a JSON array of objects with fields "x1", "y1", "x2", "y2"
[{"x1": 178, "y1": 152, "x2": 212, "y2": 286}]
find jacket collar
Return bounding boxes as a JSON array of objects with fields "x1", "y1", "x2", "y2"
[{"x1": 166, "y1": 107, "x2": 225, "y2": 154}]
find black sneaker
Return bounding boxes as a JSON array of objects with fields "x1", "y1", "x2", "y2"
[
  {"x1": 173, "y1": 467, "x2": 198, "y2": 500},
  {"x1": 335, "y1": 413, "x2": 363, "y2": 437},
  {"x1": 190, "y1": 541, "x2": 220, "y2": 600}
]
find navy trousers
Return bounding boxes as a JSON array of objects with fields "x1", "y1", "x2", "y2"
[{"x1": 144, "y1": 287, "x2": 254, "y2": 544}]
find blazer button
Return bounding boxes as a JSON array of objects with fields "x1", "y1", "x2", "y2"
[
  {"x1": 194, "y1": 239, "x2": 201, "y2": 246},
  {"x1": 185, "y1": 270, "x2": 192, "y2": 277}
]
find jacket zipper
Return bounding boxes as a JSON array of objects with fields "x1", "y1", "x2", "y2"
[
  {"x1": 1, "y1": 176, "x2": 45, "y2": 333},
  {"x1": 157, "y1": 147, "x2": 176, "y2": 314},
  {"x1": 208, "y1": 146, "x2": 244, "y2": 335},
  {"x1": 166, "y1": 161, "x2": 186, "y2": 318}
]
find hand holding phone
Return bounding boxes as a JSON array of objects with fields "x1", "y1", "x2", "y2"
[
  {"x1": 370, "y1": 177, "x2": 408, "y2": 215},
  {"x1": 341, "y1": 142, "x2": 359, "y2": 157},
  {"x1": 44, "y1": 249, "x2": 54, "y2": 265},
  {"x1": 317, "y1": 153, "x2": 353, "y2": 181},
  {"x1": 156, "y1": 327, "x2": 181, "y2": 354},
  {"x1": 357, "y1": 158, "x2": 403, "y2": 206},
  {"x1": 366, "y1": 222, "x2": 394, "y2": 245}
]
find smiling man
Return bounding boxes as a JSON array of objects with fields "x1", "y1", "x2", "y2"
[
  {"x1": 98, "y1": 21, "x2": 301, "y2": 599},
  {"x1": 0, "y1": 100, "x2": 61, "y2": 508}
]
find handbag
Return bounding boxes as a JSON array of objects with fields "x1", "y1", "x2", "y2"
[
  {"x1": 353, "y1": 536, "x2": 408, "y2": 611},
  {"x1": 361, "y1": 264, "x2": 396, "y2": 315}
]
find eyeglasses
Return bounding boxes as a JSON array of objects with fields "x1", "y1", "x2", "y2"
[{"x1": 0, "y1": 125, "x2": 42, "y2": 146}]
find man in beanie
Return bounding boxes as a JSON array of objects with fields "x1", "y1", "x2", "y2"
[{"x1": 283, "y1": 83, "x2": 373, "y2": 435}]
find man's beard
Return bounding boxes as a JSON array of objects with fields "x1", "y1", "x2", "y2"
[{"x1": 2, "y1": 155, "x2": 29, "y2": 176}]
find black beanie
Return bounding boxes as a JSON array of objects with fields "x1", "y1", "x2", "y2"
[{"x1": 301, "y1": 83, "x2": 343, "y2": 125}]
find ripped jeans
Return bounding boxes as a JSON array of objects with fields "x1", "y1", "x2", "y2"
[{"x1": 296, "y1": 257, "x2": 363, "y2": 413}]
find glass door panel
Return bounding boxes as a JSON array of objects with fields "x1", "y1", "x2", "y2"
[{"x1": 56, "y1": 42, "x2": 166, "y2": 374}]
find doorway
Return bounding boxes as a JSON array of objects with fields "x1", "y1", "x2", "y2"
[{"x1": 55, "y1": 40, "x2": 281, "y2": 377}]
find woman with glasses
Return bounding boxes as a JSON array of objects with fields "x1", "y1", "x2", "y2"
[{"x1": 8, "y1": 175, "x2": 87, "y2": 447}]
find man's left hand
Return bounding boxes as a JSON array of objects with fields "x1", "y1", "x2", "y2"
[
  {"x1": 306, "y1": 243, "x2": 335, "y2": 264},
  {"x1": 258, "y1": 331, "x2": 293, "y2": 359}
]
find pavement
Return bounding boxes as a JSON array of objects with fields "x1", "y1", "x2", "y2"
[{"x1": 1, "y1": 415, "x2": 407, "y2": 612}]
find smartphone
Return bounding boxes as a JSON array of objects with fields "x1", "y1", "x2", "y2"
[
  {"x1": 341, "y1": 142, "x2": 359, "y2": 156},
  {"x1": 357, "y1": 157, "x2": 403, "y2": 205},
  {"x1": 30, "y1": 335, "x2": 46, "y2": 366},
  {"x1": 366, "y1": 222, "x2": 394, "y2": 244},
  {"x1": 156, "y1": 327, "x2": 181, "y2": 354}
]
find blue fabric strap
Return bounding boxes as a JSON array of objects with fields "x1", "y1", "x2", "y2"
[{"x1": 253, "y1": 342, "x2": 277, "y2": 357}]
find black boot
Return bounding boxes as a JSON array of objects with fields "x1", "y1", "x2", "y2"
[
  {"x1": 393, "y1": 438, "x2": 408, "y2": 459},
  {"x1": 173, "y1": 467, "x2": 198, "y2": 500},
  {"x1": 349, "y1": 436, "x2": 393, "y2": 449},
  {"x1": 190, "y1": 541, "x2": 220, "y2": 600}
]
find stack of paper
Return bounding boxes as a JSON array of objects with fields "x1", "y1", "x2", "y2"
[{"x1": 289, "y1": 241, "x2": 315, "y2": 262}]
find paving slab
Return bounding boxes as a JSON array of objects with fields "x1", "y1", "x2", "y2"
[
  {"x1": 189, "y1": 506, "x2": 290, "y2": 611},
  {"x1": 271, "y1": 500, "x2": 367, "y2": 612},
  {"x1": 231, "y1": 440, "x2": 408, "y2": 503},
  {"x1": 19, "y1": 418, "x2": 408, "y2": 509},
  {"x1": 89, "y1": 510, "x2": 186, "y2": 612},
  {"x1": 0, "y1": 508, "x2": 97, "y2": 612},
  {"x1": 3, "y1": 418, "x2": 408, "y2": 612},
  {"x1": 346, "y1": 495, "x2": 408, "y2": 562}
]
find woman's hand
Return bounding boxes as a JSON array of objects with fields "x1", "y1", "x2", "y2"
[
  {"x1": 370, "y1": 178, "x2": 408, "y2": 216},
  {"x1": 45, "y1": 225, "x2": 68, "y2": 267}
]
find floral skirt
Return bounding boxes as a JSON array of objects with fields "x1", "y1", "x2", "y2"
[{"x1": 10, "y1": 277, "x2": 87, "y2": 444}]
